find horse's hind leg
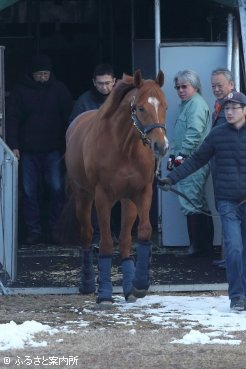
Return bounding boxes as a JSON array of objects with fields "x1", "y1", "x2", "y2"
[
  {"x1": 132, "y1": 240, "x2": 152, "y2": 298},
  {"x1": 79, "y1": 247, "x2": 95, "y2": 294},
  {"x1": 132, "y1": 187, "x2": 153, "y2": 298},
  {"x1": 120, "y1": 199, "x2": 137, "y2": 302},
  {"x1": 74, "y1": 191, "x2": 96, "y2": 294},
  {"x1": 95, "y1": 189, "x2": 114, "y2": 306}
]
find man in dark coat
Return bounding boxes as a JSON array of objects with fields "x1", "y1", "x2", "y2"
[
  {"x1": 6, "y1": 54, "x2": 73, "y2": 245},
  {"x1": 68, "y1": 63, "x2": 119, "y2": 245},
  {"x1": 68, "y1": 63, "x2": 116, "y2": 123},
  {"x1": 158, "y1": 91, "x2": 246, "y2": 312}
]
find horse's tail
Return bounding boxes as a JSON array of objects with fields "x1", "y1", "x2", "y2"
[{"x1": 57, "y1": 187, "x2": 81, "y2": 245}]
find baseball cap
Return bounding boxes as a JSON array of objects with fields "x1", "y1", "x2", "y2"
[{"x1": 224, "y1": 91, "x2": 246, "y2": 106}]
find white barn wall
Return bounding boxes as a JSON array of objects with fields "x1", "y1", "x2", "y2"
[{"x1": 159, "y1": 42, "x2": 226, "y2": 246}]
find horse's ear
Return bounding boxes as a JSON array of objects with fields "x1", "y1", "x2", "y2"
[
  {"x1": 156, "y1": 70, "x2": 164, "y2": 87},
  {"x1": 134, "y1": 69, "x2": 144, "y2": 88}
]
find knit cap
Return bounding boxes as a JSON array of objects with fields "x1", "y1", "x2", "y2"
[{"x1": 29, "y1": 54, "x2": 52, "y2": 73}]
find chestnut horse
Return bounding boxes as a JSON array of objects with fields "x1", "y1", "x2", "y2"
[{"x1": 65, "y1": 70, "x2": 168, "y2": 305}]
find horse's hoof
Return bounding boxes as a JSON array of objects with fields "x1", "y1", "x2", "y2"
[
  {"x1": 96, "y1": 297, "x2": 114, "y2": 310},
  {"x1": 132, "y1": 287, "x2": 148, "y2": 298},
  {"x1": 125, "y1": 293, "x2": 137, "y2": 303}
]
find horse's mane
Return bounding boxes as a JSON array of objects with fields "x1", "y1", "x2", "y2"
[{"x1": 100, "y1": 74, "x2": 135, "y2": 119}]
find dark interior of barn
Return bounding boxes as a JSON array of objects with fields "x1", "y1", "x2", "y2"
[
  {"x1": 0, "y1": 0, "x2": 238, "y2": 288},
  {"x1": 0, "y1": 0, "x2": 236, "y2": 98}
]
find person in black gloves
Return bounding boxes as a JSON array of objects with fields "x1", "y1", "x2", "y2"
[{"x1": 158, "y1": 91, "x2": 246, "y2": 312}]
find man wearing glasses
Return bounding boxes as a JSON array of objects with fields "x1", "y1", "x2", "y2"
[
  {"x1": 68, "y1": 63, "x2": 116, "y2": 123},
  {"x1": 68, "y1": 63, "x2": 118, "y2": 247},
  {"x1": 158, "y1": 91, "x2": 246, "y2": 312},
  {"x1": 166, "y1": 69, "x2": 214, "y2": 258},
  {"x1": 210, "y1": 68, "x2": 235, "y2": 268}
]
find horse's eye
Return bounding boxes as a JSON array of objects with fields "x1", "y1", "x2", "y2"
[{"x1": 138, "y1": 106, "x2": 145, "y2": 113}]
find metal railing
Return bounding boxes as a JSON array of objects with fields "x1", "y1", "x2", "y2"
[{"x1": 0, "y1": 136, "x2": 18, "y2": 282}]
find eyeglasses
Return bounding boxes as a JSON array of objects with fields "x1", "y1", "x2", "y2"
[
  {"x1": 174, "y1": 84, "x2": 190, "y2": 90},
  {"x1": 94, "y1": 81, "x2": 114, "y2": 86},
  {"x1": 224, "y1": 106, "x2": 243, "y2": 112},
  {"x1": 212, "y1": 84, "x2": 225, "y2": 90}
]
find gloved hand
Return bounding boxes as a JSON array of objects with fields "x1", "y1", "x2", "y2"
[
  {"x1": 157, "y1": 177, "x2": 172, "y2": 191},
  {"x1": 174, "y1": 153, "x2": 187, "y2": 167},
  {"x1": 166, "y1": 155, "x2": 175, "y2": 171}
]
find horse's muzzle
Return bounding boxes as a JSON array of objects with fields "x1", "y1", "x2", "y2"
[{"x1": 152, "y1": 138, "x2": 169, "y2": 158}]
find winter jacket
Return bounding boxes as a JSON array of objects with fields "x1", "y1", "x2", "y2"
[
  {"x1": 212, "y1": 97, "x2": 229, "y2": 128},
  {"x1": 168, "y1": 122, "x2": 246, "y2": 202},
  {"x1": 6, "y1": 73, "x2": 73, "y2": 153},
  {"x1": 68, "y1": 87, "x2": 108, "y2": 124},
  {"x1": 168, "y1": 92, "x2": 211, "y2": 214},
  {"x1": 170, "y1": 93, "x2": 211, "y2": 157}
]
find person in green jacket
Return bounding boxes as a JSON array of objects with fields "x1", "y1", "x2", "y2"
[{"x1": 167, "y1": 69, "x2": 214, "y2": 257}]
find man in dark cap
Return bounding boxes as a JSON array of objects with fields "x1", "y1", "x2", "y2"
[
  {"x1": 6, "y1": 54, "x2": 73, "y2": 245},
  {"x1": 158, "y1": 91, "x2": 246, "y2": 312}
]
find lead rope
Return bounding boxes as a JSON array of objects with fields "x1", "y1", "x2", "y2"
[{"x1": 156, "y1": 174, "x2": 246, "y2": 217}]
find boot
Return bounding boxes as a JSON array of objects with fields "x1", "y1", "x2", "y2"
[
  {"x1": 97, "y1": 254, "x2": 113, "y2": 304},
  {"x1": 132, "y1": 240, "x2": 152, "y2": 298},
  {"x1": 121, "y1": 257, "x2": 136, "y2": 302},
  {"x1": 186, "y1": 214, "x2": 213, "y2": 258},
  {"x1": 201, "y1": 214, "x2": 214, "y2": 257}
]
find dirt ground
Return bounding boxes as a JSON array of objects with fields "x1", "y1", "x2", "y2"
[{"x1": 0, "y1": 292, "x2": 246, "y2": 369}]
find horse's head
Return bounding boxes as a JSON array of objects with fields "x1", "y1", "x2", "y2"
[{"x1": 131, "y1": 69, "x2": 169, "y2": 161}]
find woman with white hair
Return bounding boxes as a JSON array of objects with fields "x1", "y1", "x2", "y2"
[{"x1": 167, "y1": 69, "x2": 214, "y2": 258}]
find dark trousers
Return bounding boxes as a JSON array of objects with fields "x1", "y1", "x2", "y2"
[{"x1": 20, "y1": 151, "x2": 64, "y2": 235}]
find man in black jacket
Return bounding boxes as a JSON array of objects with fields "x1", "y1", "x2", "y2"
[
  {"x1": 68, "y1": 63, "x2": 119, "y2": 246},
  {"x1": 6, "y1": 54, "x2": 73, "y2": 245},
  {"x1": 68, "y1": 63, "x2": 116, "y2": 123},
  {"x1": 158, "y1": 91, "x2": 246, "y2": 312}
]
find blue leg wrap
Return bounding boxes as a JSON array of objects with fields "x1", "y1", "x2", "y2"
[
  {"x1": 133, "y1": 240, "x2": 152, "y2": 292},
  {"x1": 79, "y1": 247, "x2": 96, "y2": 294},
  {"x1": 121, "y1": 257, "x2": 135, "y2": 299},
  {"x1": 97, "y1": 254, "x2": 113, "y2": 303}
]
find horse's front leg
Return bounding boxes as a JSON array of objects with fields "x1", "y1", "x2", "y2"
[
  {"x1": 95, "y1": 189, "x2": 114, "y2": 306},
  {"x1": 132, "y1": 184, "x2": 153, "y2": 298},
  {"x1": 74, "y1": 191, "x2": 95, "y2": 295}
]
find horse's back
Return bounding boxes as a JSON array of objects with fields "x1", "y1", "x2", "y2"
[
  {"x1": 66, "y1": 109, "x2": 99, "y2": 190},
  {"x1": 66, "y1": 109, "x2": 98, "y2": 142}
]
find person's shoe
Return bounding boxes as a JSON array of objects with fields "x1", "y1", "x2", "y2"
[
  {"x1": 25, "y1": 232, "x2": 42, "y2": 245},
  {"x1": 217, "y1": 260, "x2": 226, "y2": 269},
  {"x1": 213, "y1": 259, "x2": 226, "y2": 269},
  {"x1": 230, "y1": 297, "x2": 245, "y2": 311}
]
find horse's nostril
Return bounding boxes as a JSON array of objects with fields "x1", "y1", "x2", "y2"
[{"x1": 153, "y1": 142, "x2": 167, "y2": 157}]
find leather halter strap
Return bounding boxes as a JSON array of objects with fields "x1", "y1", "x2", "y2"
[{"x1": 131, "y1": 96, "x2": 166, "y2": 145}]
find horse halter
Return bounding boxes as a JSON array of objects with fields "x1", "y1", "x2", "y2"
[{"x1": 130, "y1": 96, "x2": 166, "y2": 145}]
